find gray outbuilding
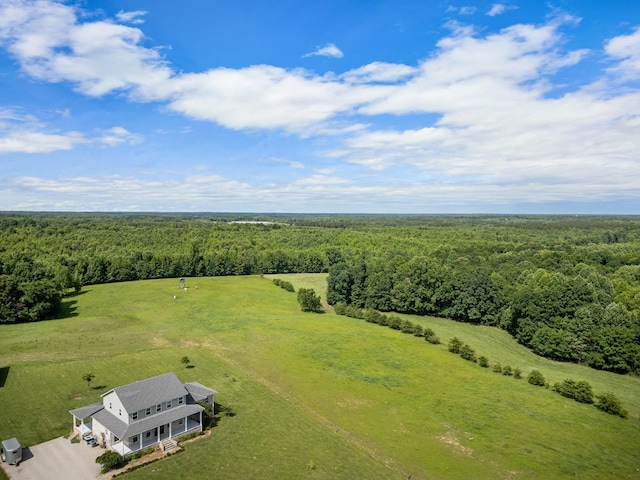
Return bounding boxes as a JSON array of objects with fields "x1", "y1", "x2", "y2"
[{"x1": 1, "y1": 437, "x2": 21, "y2": 465}]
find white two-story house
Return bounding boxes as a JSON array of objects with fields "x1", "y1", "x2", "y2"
[{"x1": 70, "y1": 372, "x2": 216, "y2": 457}]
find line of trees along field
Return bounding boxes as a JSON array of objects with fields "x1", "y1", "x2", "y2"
[{"x1": 1, "y1": 213, "x2": 639, "y2": 375}]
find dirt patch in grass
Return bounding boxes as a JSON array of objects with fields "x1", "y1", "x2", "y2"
[{"x1": 437, "y1": 427, "x2": 473, "y2": 457}]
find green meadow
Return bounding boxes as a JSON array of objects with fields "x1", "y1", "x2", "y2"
[{"x1": 1, "y1": 275, "x2": 639, "y2": 479}]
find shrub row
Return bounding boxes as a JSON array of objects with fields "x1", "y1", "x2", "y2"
[
  {"x1": 446, "y1": 337, "x2": 628, "y2": 418},
  {"x1": 272, "y1": 278, "x2": 295, "y2": 292},
  {"x1": 334, "y1": 303, "x2": 441, "y2": 344}
]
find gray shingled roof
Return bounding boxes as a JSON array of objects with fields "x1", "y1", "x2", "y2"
[
  {"x1": 93, "y1": 404, "x2": 203, "y2": 439},
  {"x1": 184, "y1": 382, "x2": 217, "y2": 403},
  {"x1": 103, "y1": 372, "x2": 187, "y2": 413},
  {"x1": 69, "y1": 402, "x2": 104, "y2": 419}
]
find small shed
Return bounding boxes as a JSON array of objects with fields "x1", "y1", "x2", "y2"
[{"x1": 1, "y1": 437, "x2": 21, "y2": 465}]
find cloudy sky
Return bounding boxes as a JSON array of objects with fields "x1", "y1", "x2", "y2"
[{"x1": 1, "y1": 0, "x2": 639, "y2": 213}]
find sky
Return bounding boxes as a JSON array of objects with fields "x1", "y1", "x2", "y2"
[{"x1": 1, "y1": 0, "x2": 640, "y2": 213}]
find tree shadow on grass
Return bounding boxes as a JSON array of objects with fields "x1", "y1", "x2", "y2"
[
  {"x1": 92, "y1": 385, "x2": 107, "y2": 391},
  {"x1": 186, "y1": 365, "x2": 195, "y2": 369},
  {"x1": 65, "y1": 290, "x2": 89, "y2": 299},
  {"x1": 54, "y1": 289, "x2": 91, "y2": 320},
  {"x1": 209, "y1": 402, "x2": 236, "y2": 428},
  {"x1": 0, "y1": 366, "x2": 9, "y2": 388},
  {"x1": 55, "y1": 299, "x2": 78, "y2": 319}
]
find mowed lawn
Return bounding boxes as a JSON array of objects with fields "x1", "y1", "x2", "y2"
[{"x1": 1, "y1": 275, "x2": 639, "y2": 479}]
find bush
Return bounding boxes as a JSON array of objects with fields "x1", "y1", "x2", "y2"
[
  {"x1": 345, "y1": 305, "x2": 365, "y2": 319},
  {"x1": 553, "y1": 379, "x2": 594, "y2": 404},
  {"x1": 129, "y1": 447, "x2": 155, "y2": 460},
  {"x1": 297, "y1": 288, "x2": 323, "y2": 312},
  {"x1": 459, "y1": 343, "x2": 476, "y2": 362},
  {"x1": 513, "y1": 368, "x2": 522, "y2": 379},
  {"x1": 412, "y1": 324, "x2": 424, "y2": 337},
  {"x1": 492, "y1": 362, "x2": 502, "y2": 373},
  {"x1": 272, "y1": 278, "x2": 294, "y2": 292},
  {"x1": 400, "y1": 319, "x2": 415, "y2": 334},
  {"x1": 527, "y1": 370, "x2": 546, "y2": 386},
  {"x1": 388, "y1": 315, "x2": 402, "y2": 330},
  {"x1": 96, "y1": 450, "x2": 123, "y2": 473},
  {"x1": 423, "y1": 327, "x2": 435, "y2": 338},
  {"x1": 448, "y1": 337, "x2": 462, "y2": 354},
  {"x1": 595, "y1": 392, "x2": 628, "y2": 418},
  {"x1": 364, "y1": 310, "x2": 382, "y2": 324},
  {"x1": 425, "y1": 335, "x2": 440, "y2": 344},
  {"x1": 478, "y1": 356, "x2": 489, "y2": 368},
  {"x1": 502, "y1": 365, "x2": 513, "y2": 376},
  {"x1": 333, "y1": 302, "x2": 347, "y2": 315}
]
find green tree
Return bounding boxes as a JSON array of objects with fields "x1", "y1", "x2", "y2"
[
  {"x1": 95, "y1": 450, "x2": 123, "y2": 473},
  {"x1": 448, "y1": 337, "x2": 462, "y2": 354},
  {"x1": 297, "y1": 288, "x2": 323, "y2": 313},
  {"x1": 181, "y1": 356, "x2": 191, "y2": 368},
  {"x1": 82, "y1": 372, "x2": 95, "y2": 390},
  {"x1": 527, "y1": 370, "x2": 546, "y2": 386},
  {"x1": 459, "y1": 343, "x2": 477, "y2": 362},
  {"x1": 595, "y1": 392, "x2": 628, "y2": 418}
]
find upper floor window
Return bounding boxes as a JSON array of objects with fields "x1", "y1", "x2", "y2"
[
  {"x1": 166, "y1": 400, "x2": 172, "y2": 409},
  {"x1": 145, "y1": 408, "x2": 151, "y2": 416},
  {"x1": 156, "y1": 404, "x2": 162, "y2": 412},
  {"x1": 132, "y1": 412, "x2": 138, "y2": 420},
  {"x1": 119, "y1": 409, "x2": 122, "y2": 416},
  {"x1": 178, "y1": 397, "x2": 184, "y2": 405}
]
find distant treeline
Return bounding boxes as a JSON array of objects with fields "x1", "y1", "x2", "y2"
[{"x1": 1, "y1": 213, "x2": 639, "y2": 375}]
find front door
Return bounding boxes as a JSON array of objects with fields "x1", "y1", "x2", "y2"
[{"x1": 160, "y1": 425, "x2": 165, "y2": 436}]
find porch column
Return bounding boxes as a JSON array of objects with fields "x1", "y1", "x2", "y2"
[
  {"x1": 169, "y1": 422, "x2": 172, "y2": 438},
  {"x1": 200, "y1": 410, "x2": 203, "y2": 431}
]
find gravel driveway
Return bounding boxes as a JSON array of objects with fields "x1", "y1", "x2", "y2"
[{"x1": 1, "y1": 437, "x2": 105, "y2": 480}]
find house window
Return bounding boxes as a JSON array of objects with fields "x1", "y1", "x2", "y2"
[
  {"x1": 145, "y1": 432, "x2": 151, "y2": 438},
  {"x1": 119, "y1": 409, "x2": 122, "y2": 416},
  {"x1": 109, "y1": 402, "x2": 112, "y2": 409},
  {"x1": 178, "y1": 418, "x2": 184, "y2": 425},
  {"x1": 132, "y1": 436, "x2": 138, "y2": 443},
  {"x1": 145, "y1": 408, "x2": 151, "y2": 416},
  {"x1": 156, "y1": 404, "x2": 162, "y2": 412},
  {"x1": 178, "y1": 397, "x2": 184, "y2": 405},
  {"x1": 132, "y1": 412, "x2": 138, "y2": 420},
  {"x1": 166, "y1": 400, "x2": 172, "y2": 409}
]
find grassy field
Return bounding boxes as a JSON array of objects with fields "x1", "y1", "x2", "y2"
[{"x1": 1, "y1": 274, "x2": 640, "y2": 479}]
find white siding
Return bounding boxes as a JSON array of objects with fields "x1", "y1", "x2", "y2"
[{"x1": 103, "y1": 391, "x2": 129, "y2": 424}]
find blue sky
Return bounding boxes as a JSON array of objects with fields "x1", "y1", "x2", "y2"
[{"x1": 1, "y1": 0, "x2": 639, "y2": 213}]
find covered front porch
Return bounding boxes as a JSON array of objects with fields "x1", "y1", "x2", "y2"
[{"x1": 112, "y1": 413, "x2": 202, "y2": 458}]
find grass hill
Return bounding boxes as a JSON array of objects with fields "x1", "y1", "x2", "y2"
[{"x1": 1, "y1": 274, "x2": 639, "y2": 479}]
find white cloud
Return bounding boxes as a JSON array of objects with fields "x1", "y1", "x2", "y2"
[
  {"x1": 115, "y1": 10, "x2": 147, "y2": 24},
  {"x1": 487, "y1": 4, "x2": 517, "y2": 17},
  {"x1": 1, "y1": 2, "x2": 640, "y2": 210},
  {"x1": 0, "y1": 130, "x2": 86, "y2": 153},
  {"x1": 0, "y1": 108, "x2": 143, "y2": 153},
  {"x1": 341, "y1": 62, "x2": 418, "y2": 84},
  {"x1": 605, "y1": 26, "x2": 640, "y2": 80},
  {"x1": 303, "y1": 43, "x2": 343, "y2": 58},
  {"x1": 165, "y1": 65, "x2": 383, "y2": 132},
  {"x1": 97, "y1": 126, "x2": 143, "y2": 146},
  {"x1": 446, "y1": 6, "x2": 477, "y2": 16},
  {"x1": 0, "y1": 0, "x2": 173, "y2": 98}
]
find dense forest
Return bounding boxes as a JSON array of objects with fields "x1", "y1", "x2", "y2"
[{"x1": 1, "y1": 213, "x2": 639, "y2": 375}]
